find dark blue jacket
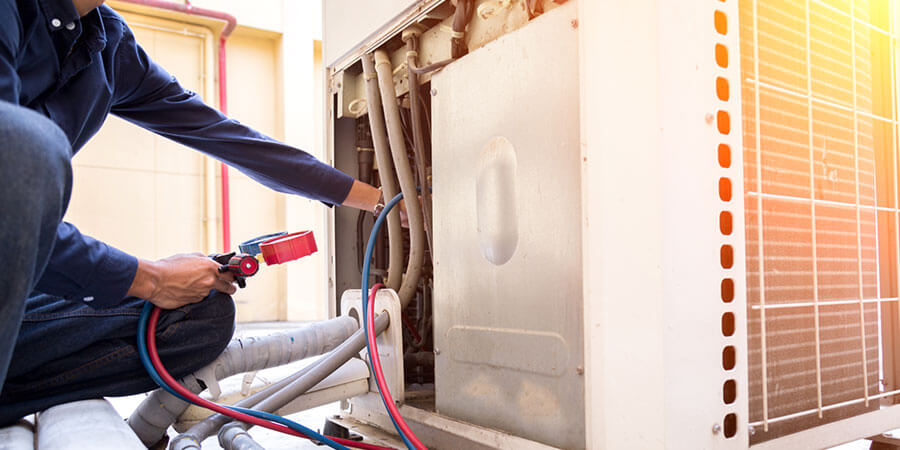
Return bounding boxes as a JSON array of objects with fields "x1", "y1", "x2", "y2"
[{"x1": 0, "y1": 0, "x2": 354, "y2": 307}]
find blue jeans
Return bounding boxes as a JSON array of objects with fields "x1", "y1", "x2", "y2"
[{"x1": 0, "y1": 101, "x2": 235, "y2": 425}]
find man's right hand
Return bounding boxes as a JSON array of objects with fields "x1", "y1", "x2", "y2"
[{"x1": 127, "y1": 253, "x2": 238, "y2": 309}]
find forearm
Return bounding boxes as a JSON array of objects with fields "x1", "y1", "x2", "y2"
[
  {"x1": 127, "y1": 259, "x2": 161, "y2": 300},
  {"x1": 341, "y1": 179, "x2": 382, "y2": 213}
]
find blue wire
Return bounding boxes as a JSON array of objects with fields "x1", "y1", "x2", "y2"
[
  {"x1": 361, "y1": 193, "x2": 416, "y2": 450},
  {"x1": 136, "y1": 302, "x2": 349, "y2": 450}
]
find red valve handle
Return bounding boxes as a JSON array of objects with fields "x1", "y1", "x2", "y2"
[{"x1": 231, "y1": 254, "x2": 259, "y2": 276}]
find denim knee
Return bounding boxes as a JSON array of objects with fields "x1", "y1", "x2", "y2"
[
  {"x1": 0, "y1": 101, "x2": 72, "y2": 205},
  {"x1": 177, "y1": 291, "x2": 236, "y2": 368},
  {"x1": 200, "y1": 291, "x2": 236, "y2": 355}
]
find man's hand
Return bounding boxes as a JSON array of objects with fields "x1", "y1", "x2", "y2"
[
  {"x1": 128, "y1": 253, "x2": 237, "y2": 309},
  {"x1": 339, "y1": 179, "x2": 417, "y2": 228}
]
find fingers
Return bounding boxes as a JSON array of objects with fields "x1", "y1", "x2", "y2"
[
  {"x1": 213, "y1": 278, "x2": 238, "y2": 295},
  {"x1": 217, "y1": 270, "x2": 236, "y2": 283},
  {"x1": 198, "y1": 255, "x2": 236, "y2": 295}
]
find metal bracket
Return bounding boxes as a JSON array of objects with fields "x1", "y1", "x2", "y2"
[{"x1": 340, "y1": 288, "x2": 405, "y2": 403}]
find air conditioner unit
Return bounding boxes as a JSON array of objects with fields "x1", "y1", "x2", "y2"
[{"x1": 323, "y1": 0, "x2": 900, "y2": 448}]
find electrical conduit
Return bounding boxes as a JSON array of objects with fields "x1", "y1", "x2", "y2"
[
  {"x1": 373, "y1": 50, "x2": 426, "y2": 308},
  {"x1": 361, "y1": 54, "x2": 403, "y2": 291},
  {"x1": 403, "y1": 33, "x2": 434, "y2": 257}
]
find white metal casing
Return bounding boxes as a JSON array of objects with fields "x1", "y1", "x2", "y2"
[
  {"x1": 579, "y1": 0, "x2": 748, "y2": 447},
  {"x1": 322, "y1": 0, "x2": 760, "y2": 448}
]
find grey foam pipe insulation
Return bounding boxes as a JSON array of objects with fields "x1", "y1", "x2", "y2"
[
  {"x1": 128, "y1": 315, "x2": 358, "y2": 446},
  {"x1": 374, "y1": 49, "x2": 426, "y2": 308},
  {"x1": 169, "y1": 369, "x2": 308, "y2": 449},
  {"x1": 170, "y1": 314, "x2": 390, "y2": 450},
  {"x1": 0, "y1": 419, "x2": 34, "y2": 450},
  {"x1": 38, "y1": 400, "x2": 145, "y2": 450},
  {"x1": 218, "y1": 423, "x2": 266, "y2": 450},
  {"x1": 127, "y1": 374, "x2": 206, "y2": 447},
  {"x1": 361, "y1": 53, "x2": 404, "y2": 292}
]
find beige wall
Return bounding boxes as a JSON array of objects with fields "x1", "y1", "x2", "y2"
[
  {"x1": 66, "y1": 15, "x2": 211, "y2": 261},
  {"x1": 222, "y1": 31, "x2": 287, "y2": 321},
  {"x1": 66, "y1": 2, "x2": 329, "y2": 322}
]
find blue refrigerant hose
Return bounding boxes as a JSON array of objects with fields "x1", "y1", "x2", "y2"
[{"x1": 360, "y1": 192, "x2": 417, "y2": 450}]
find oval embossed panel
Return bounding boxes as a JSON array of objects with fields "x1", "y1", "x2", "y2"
[{"x1": 476, "y1": 136, "x2": 519, "y2": 265}]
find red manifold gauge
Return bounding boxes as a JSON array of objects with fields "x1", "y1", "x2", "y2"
[{"x1": 258, "y1": 231, "x2": 317, "y2": 265}]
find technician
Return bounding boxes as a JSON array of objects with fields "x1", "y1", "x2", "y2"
[{"x1": 0, "y1": 0, "x2": 384, "y2": 425}]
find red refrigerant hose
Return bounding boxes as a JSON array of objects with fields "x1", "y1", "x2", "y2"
[
  {"x1": 366, "y1": 285, "x2": 427, "y2": 450},
  {"x1": 145, "y1": 307, "x2": 394, "y2": 450}
]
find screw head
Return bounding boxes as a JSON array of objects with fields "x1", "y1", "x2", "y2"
[
  {"x1": 434, "y1": 348, "x2": 441, "y2": 355},
  {"x1": 748, "y1": 425, "x2": 756, "y2": 436},
  {"x1": 712, "y1": 423, "x2": 722, "y2": 435},
  {"x1": 576, "y1": 366, "x2": 584, "y2": 375},
  {"x1": 431, "y1": 88, "x2": 438, "y2": 96}
]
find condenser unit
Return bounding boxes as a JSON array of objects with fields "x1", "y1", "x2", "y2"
[{"x1": 322, "y1": 0, "x2": 900, "y2": 448}]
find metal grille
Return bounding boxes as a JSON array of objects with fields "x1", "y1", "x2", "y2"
[{"x1": 739, "y1": 0, "x2": 898, "y2": 443}]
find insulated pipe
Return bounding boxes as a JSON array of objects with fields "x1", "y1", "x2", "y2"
[
  {"x1": 172, "y1": 314, "x2": 390, "y2": 448},
  {"x1": 117, "y1": 0, "x2": 236, "y2": 251},
  {"x1": 0, "y1": 419, "x2": 34, "y2": 450},
  {"x1": 190, "y1": 316, "x2": 358, "y2": 399},
  {"x1": 374, "y1": 50, "x2": 426, "y2": 308},
  {"x1": 38, "y1": 400, "x2": 145, "y2": 450},
  {"x1": 218, "y1": 423, "x2": 266, "y2": 450},
  {"x1": 169, "y1": 366, "x2": 310, "y2": 450},
  {"x1": 129, "y1": 316, "x2": 356, "y2": 445},
  {"x1": 127, "y1": 374, "x2": 205, "y2": 446},
  {"x1": 403, "y1": 34, "x2": 434, "y2": 256},
  {"x1": 228, "y1": 314, "x2": 391, "y2": 433},
  {"x1": 361, "y1": 55, "x2": 403, "y2": 291}
]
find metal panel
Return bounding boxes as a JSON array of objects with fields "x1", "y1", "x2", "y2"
[{"x1": 431, "y1": 4, "x2": 584, "y2": 449}]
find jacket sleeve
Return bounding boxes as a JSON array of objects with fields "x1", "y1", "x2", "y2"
[
  {"x1": 6, "y1": 8, "x2": 137, "y2": 307},
  {"x1": 34, "y1": 222, "x2": 139, "y2": 308},
  {"x1": 109, "y1": 20, "x2": 354, "y2": 206},
  {"x1": 0, "y1": 0, "x2": 22, "y2": 103}
]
